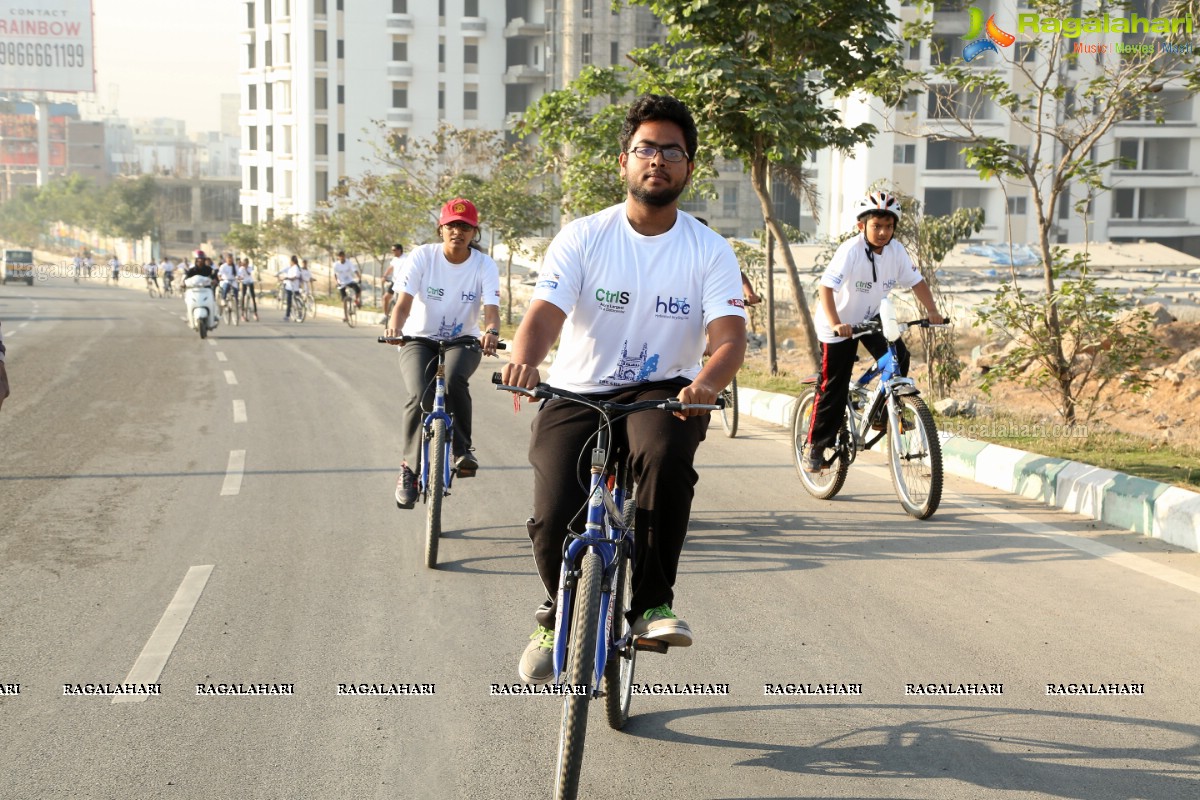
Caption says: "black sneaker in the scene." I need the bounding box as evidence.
[454,452,479,478]
[394,465,417,509]
[803,450,826,474]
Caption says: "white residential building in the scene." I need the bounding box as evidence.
[820,0,1200,257]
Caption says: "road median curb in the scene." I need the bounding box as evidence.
[738,386,1200,552]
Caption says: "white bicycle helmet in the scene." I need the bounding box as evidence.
[853,191,903,224]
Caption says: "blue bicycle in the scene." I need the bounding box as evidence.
[493,375,721,800]
[380,334,502,567]
[791,313,946,519]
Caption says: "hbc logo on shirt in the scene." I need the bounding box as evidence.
[461,291,477,302]
[655,296,691,316]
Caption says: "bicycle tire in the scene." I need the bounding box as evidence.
[719,377,739,438]
[604,499,637,730]
[294,295,307,323]
[424,418,446,568]
[555,551,601,800]
[887,394,943,519]
[306,294,316,318]
[345,295,357,327]
[792,389,849,500]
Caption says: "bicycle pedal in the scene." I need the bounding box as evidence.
[634,637,669,654]
[454,466,477,479]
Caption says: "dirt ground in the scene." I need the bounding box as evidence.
[741,317,1200,450]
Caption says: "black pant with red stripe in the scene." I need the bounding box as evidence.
[807,331,909,450]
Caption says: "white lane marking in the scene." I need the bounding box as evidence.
[950,495,1200,597]
[859,462,1200,595]
[220,450,246,496]
[232,399,247,423]
[223,370,238,385]
[112,565,215,705]
[178,316,188,322]
[208,340,216,347]
[18,321,29,328]
[216,352,228,362]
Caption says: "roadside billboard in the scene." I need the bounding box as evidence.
[0,0,94,92]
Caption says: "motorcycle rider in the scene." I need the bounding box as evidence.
[183,251,219,332]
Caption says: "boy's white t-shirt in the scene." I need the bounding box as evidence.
[815,233,924,343]
[533,203,746,394]
[333,259,357,286]
[400,243,501,339]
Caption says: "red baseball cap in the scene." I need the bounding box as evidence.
[438,198,479,227]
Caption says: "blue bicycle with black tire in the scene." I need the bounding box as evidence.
[493,374,722,800]
[379,334,503,568]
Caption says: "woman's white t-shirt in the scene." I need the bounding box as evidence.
[533,204,746,394]
[400,243,501,339]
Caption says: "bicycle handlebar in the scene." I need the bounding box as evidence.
[377,334,506,350]
[851,318,952,337]
[490,373,723,411]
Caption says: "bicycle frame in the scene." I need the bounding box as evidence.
[419,352,457,499]
[552,436,634,690]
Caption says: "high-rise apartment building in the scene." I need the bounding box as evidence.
[823,0,1200,256]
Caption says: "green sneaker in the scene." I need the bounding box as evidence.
[630,604,693,647]
[518,625,555,685]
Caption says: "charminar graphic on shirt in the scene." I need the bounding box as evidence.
[815,233,924,344]
[400,242,501,339]
[533,203,746,395]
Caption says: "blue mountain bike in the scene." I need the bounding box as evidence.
[493,374,721,800]
[380,335,502,567]
[791,316,945,519]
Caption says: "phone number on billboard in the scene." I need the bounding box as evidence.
[0,43,87,68]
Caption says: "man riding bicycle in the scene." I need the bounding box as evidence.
[385,197,501,508]
[333,251,361,320]
[804,190,944,474]
[500,94,746,685]
[216,254,238,307]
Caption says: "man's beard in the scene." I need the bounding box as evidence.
[628,176,686,208]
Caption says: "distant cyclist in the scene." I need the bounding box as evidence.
[216,254,237,307]
[382,243,404,326]
[333,251,362,320]
[803,190,944,473]
[237,258,258,320]
[145,259,160,292]
[385,197,501,508]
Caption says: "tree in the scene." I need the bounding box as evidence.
[909,0,1199,424]
[887,189,984,401]
[100,175,158,242]
[627,0,910,367]
[225,222,270,272]
[466,144,555,323]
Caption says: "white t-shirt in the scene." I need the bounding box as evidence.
[400,243,500,339]
[236,265,255,284]
[299,268,312,286]
[333,259,358,286]
[160,260,173,274]
[386,255,405,284]
[533,204,746,394]
[283,264,300,292]
[815,233,924,344]
[217,263,236,282]
[145,262,158,276]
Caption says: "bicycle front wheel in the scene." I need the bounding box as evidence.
[555,551,601,800]
[294,294,307,323]
[424,418,446,568]
[603,530,636,730]
[719,377,739,438]
[792,389,849,500]
[887,394,943,519]
[346,295,357,327]
[306,294,316,318]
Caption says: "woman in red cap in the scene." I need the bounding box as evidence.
[385,197,502,508]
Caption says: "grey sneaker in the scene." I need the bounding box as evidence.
[394,465,417,509]
[803,449,826,474]
[518,625,555,685]
[630,604,693,647]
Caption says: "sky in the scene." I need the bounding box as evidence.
[90,0,241,133]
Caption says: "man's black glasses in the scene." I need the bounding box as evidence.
[627,145,688,163]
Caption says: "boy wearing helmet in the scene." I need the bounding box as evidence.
[804,191,944,473]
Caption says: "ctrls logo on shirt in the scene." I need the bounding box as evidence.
[962,6,1015,62]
